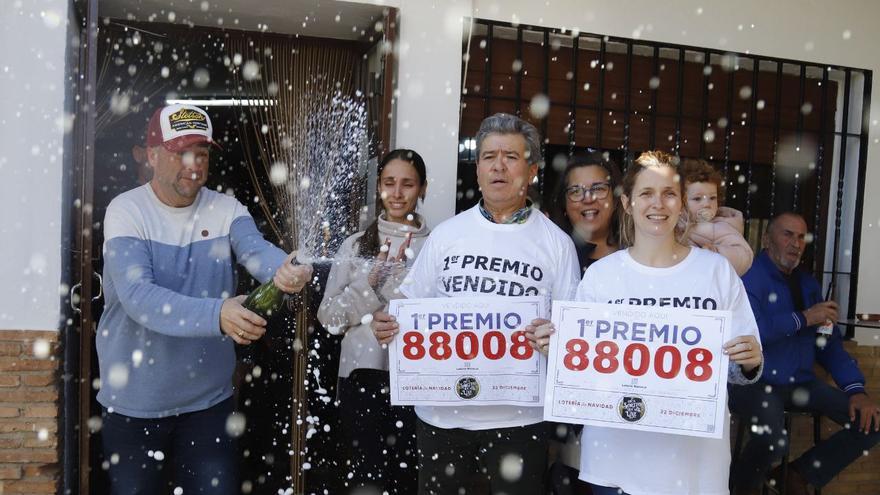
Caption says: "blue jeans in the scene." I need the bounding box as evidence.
[101,398,238,495]
[729,379,880,489]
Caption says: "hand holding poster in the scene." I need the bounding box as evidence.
[388,296,546,406]
[544,301,730,439]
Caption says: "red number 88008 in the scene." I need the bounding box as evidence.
[562,339,713,381]
[402,330,535,361]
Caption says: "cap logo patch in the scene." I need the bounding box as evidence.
[168,109,208,132]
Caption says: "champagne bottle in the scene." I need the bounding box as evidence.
[243,280,286,319]
[237,280,284,365]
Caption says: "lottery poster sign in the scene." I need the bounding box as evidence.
[388,296,546,406]
[544,301,731,439]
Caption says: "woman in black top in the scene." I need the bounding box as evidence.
[550,151,622,273]
[546,151,623,494]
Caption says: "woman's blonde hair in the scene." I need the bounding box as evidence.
[618,150,691,247]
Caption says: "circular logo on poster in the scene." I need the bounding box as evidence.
[618,396,646,423]
[455,376,480,400]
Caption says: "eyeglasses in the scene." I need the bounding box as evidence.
[565,182,611,202]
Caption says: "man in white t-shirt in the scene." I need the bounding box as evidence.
[371,113,580,494]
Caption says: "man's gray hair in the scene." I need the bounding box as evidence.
[475,113,543,165]
[763,211,807,241]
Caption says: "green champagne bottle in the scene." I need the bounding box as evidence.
[242,280,286,319]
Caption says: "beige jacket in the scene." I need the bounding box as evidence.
[317,213,430,378]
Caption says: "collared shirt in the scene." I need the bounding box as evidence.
[478,199,533,224]
[782,269,806,311]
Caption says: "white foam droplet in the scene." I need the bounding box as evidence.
[529,94,550,119]
[33,339,50,359]
[499,453,523,481]
[270,163,288,185]
[242,60,260,81]
[131,349,143,368]
[42,10,62,28]
[108,364,129,389]
[225,412,247,438]
[87,416,103,433]
[193,68,210,88]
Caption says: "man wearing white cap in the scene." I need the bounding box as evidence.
[96,104,312,494]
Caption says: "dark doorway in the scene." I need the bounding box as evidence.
[69,8,394,493]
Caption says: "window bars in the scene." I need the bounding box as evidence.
[458,19,872,334]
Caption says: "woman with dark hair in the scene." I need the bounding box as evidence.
[317,149,429,494]
[550,151,622,274]
[548,151,623,494]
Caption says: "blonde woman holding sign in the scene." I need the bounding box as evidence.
[532,151,763,495]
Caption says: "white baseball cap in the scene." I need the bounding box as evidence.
[145,104,222,151]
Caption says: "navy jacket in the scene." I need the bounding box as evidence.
[741,250,865,395]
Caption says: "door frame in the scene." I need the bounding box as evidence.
[64,0,99,493]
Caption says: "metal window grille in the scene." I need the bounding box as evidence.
[458,18,872,333]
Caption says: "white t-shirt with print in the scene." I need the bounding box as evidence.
[575,247,760,495]
[400,205,580,430]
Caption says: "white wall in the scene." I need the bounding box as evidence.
[2,0,879,330]
[0,0,70,331]
[387,0,880,314]
[391,0,473,229]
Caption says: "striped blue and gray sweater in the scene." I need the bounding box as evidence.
[97,184,286,418]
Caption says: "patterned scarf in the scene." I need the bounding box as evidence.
[478,199,533,224]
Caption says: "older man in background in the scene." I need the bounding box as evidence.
[731,212,880,495]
